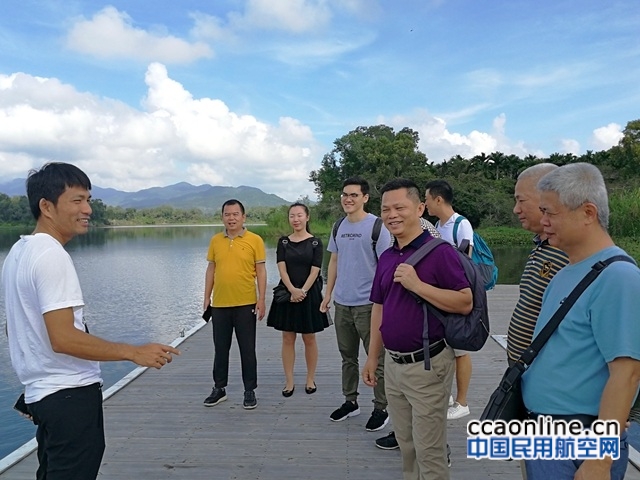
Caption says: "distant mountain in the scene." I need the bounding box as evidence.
[0,178,26,197]
[0,179,290,211]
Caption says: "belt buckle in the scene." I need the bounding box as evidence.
[397,355,408,364]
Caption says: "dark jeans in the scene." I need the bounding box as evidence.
[212,304,258,391]
[525,431,628,479]
[28,383,105,480]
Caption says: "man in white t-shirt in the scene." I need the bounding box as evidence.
[424,180,473,420]
[2,162,180,480]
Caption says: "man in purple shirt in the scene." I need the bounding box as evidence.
[362,178,472,480]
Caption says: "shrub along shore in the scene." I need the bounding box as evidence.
[260,206,640,263]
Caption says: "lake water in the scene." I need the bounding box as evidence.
[0,226,532,460]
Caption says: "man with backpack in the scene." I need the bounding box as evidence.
[320,177,393,432]
[425,179,476,420]
[362,178,472,480]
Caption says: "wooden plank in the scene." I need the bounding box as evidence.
[4,285,634,479]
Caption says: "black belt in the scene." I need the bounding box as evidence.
[528,412,598,429]
[388,340,446,364]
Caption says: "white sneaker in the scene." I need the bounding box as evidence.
[448,395,454,407]
[447,402,470,420]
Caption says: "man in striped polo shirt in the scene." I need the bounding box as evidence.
[507,163,569,365]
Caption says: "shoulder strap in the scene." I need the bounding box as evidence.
[452,216,465,245]
[371,217,383,260]
[519,255,635,366]
[332,216,345,245]
[401,239,449,310]
[404,238,449,267]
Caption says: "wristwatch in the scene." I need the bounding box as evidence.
[301,288,307,295]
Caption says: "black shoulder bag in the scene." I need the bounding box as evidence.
[480,255,635,421]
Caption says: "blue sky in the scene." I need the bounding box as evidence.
[0,0,638,200]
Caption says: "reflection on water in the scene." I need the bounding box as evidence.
[0,225,532,459]
[491,244,533,285]
[0,225,283,459]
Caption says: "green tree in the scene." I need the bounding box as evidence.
[611,119,640,177]
[310,125,432,216]
[436,154,474,177]
[0,193,11,223]
[89,198,110,226]
[8,196,32,224]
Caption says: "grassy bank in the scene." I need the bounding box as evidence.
[259,205,640,263]
[479,226,640,262]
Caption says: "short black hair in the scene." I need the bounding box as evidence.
[26,162,92,219]
[342,177,370,196]
[425,179,453,204]
[380,178,422,203]
[221,199,245,215]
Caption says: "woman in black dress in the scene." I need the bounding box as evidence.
[267,203,329,396]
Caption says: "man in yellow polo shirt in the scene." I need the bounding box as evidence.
[203,199,267,409]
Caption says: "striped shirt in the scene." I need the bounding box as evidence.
[507,236,569,362]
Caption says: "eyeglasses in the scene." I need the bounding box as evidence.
[340,192,362,199]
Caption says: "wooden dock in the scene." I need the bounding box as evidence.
[1,285,638,479]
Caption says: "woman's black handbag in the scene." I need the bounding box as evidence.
[272,283,291,303]
[481,255,634,422]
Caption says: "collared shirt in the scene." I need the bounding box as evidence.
[370,231,469,352]
[507,235,569,362]
[206,229,266,307]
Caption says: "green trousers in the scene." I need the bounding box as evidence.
[333,302,387,410]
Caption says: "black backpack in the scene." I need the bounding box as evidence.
[332,216,383,262]
[405,238,490,351]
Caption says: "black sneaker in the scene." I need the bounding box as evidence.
[375,431,399,450]
[203,387,227,407]
[447,443,451,467]
[243,390,257,410]
[330,401,360,421]
[365,408,389,431]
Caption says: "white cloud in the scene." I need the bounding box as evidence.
[513,67,577,88]
[268,35,376,66]
[191,1,375,66]
[465,69,503,92]
[438,103,493,124]
[190,13,236,44]
[380,111,539,162]
[66,7,213,64]
[0,65,321,201]
[192,0,332,42]
[590,122,623,150]
[560,138,581,155]
[232,0,333,33]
